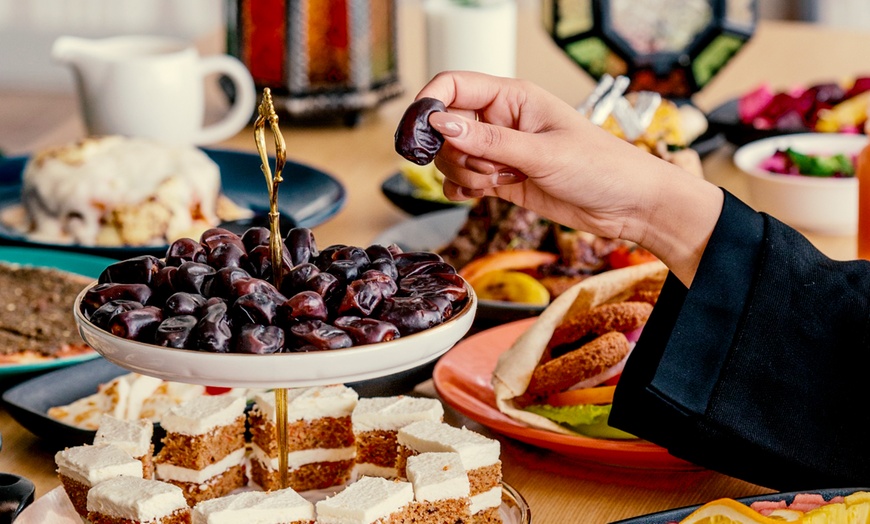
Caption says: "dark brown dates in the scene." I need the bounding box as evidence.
[394,97,447,165]
[81,225,468,353]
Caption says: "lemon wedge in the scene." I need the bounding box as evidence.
[678,498,786,524]
[470,270,550,305]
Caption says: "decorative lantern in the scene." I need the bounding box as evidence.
[543,0,757,99]
[225,0,403,125]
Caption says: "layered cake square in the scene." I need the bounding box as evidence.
[315,476,414,524]
[154,395,248,505]
[56,443,143,519]
[351,396,444,478]
[397,421,502,523]
[94,414,155,478]
[248,385,358,492]
[191,487,315,524]
[406,452,472,523]
[86,476,190,524]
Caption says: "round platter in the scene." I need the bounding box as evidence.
[74,283,477,389]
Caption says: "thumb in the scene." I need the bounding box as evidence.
[429,111,540,173]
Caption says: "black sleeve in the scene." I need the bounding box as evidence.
[609,190,870,490]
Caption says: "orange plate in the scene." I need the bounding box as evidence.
[433,318,701,470]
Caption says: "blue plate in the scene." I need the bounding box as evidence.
[0,246,113,378]
[0,149,346,259]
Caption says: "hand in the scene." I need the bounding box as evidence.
[413,71,723,285]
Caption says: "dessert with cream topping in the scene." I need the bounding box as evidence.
[87,476,190,524]
[315,475,414,524]
[56,443,144,519]
[397,420,503,524]
[8,135,250,247]
[406,452,472,523]
[351,396,444,479]
[94,414,155,478]
[248,385,358,492]
[154,394,248,505]
[191,487,315,524]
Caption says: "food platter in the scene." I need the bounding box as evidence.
[74,282,477,389]
[0,246,111,378]
[610,487,870,523]
[433,317,699,470]
[0,148,346,259]
[14,481,530,524]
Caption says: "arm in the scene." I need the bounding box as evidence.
[415,71,722,286]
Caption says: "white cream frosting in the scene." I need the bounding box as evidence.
[316,476,413,524]
[353,463,398,480]
[397,421,501,471]
[406,452,470,502]
[55,443,143,486]
[470,485,502,514]
[351,396,444,432]
[253,385,358,423]
[20,136,224,246]
[192,487,315,524]
[86,476,187,520]
[156,447,246,484]
[93,414,153,458]
[250,443,355,471]
[160,395,246,435]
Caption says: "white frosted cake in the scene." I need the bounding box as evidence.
[191,487,315,524]
[94,414,155,478]
[315,476,414,524]
[248,385,358,492]
[55,443,143,518]
[154,395,248,506]
[405,452,472,523]
[397,420,503,523]
[86,476,190,524]
[352,396,444,478]
[14,136,249,246]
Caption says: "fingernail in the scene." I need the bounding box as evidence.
[466,157,495,174]
[494,171,527,185]
[457,186,485,199]
[430,113,466,138]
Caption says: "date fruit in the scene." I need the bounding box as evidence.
[394,97,447,165]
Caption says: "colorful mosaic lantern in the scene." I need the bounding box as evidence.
[543,0,756,99]
[225,0,403,125]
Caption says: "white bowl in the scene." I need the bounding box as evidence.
[74,283,477,389]
[733,133,868,235]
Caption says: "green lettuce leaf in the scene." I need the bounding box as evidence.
[524,403,637,440]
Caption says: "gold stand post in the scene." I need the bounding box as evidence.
[254,88,289,489]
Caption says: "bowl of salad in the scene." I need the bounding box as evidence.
[733,133,868,235]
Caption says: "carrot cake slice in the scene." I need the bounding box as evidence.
[405,452,472,523]
[352,396,444,478]
[397,421,502,524]
[248,385,358,492]
[154,395,248,506]
[87,475,190,524]
[191,487,315,524]
[315,476,414,524]
[94,414,155,478]
[55,443,144,519]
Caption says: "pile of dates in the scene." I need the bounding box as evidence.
[80,227,469,354]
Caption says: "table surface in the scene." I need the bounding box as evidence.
[2,4,869,522]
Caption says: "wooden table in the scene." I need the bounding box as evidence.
[2,4,870,522]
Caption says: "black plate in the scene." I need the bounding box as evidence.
[0,149,347,259]
[611,487,870,523]
[2,356,438,448]
[381,130,724,217]
[706,98,812,146]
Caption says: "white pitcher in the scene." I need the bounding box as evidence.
[52,35,257,146]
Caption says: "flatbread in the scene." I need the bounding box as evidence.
[491,261,668,435]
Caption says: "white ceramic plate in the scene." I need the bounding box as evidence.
[73,283,477,388]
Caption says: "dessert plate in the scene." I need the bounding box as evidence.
[15,482,530,524]
[0,148,346,259]
[433,317,699,470]
[0,246,110,378]
[74,283,477,389]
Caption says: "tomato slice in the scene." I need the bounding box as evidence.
[608,244,659,269]
[544,385,616,407]
[205,386,232,395]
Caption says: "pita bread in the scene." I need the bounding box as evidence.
[491,261,668,435]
